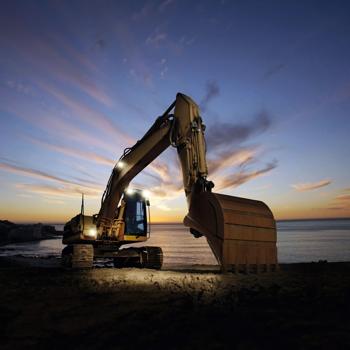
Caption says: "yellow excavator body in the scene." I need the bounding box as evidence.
[62,92,278,272]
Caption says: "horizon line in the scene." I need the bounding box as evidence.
[3,216,350,226]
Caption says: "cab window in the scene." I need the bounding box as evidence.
[125,198,147,235]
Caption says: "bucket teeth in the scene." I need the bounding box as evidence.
[184,192,278,272]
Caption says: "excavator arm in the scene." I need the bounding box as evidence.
[97,101,174,232]
[97,93,277,272]
[97,93,211,232]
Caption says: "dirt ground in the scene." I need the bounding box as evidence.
[0,257,349,350]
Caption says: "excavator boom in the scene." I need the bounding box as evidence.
[96,93,278,272]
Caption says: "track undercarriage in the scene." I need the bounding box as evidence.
[61,244,163,269]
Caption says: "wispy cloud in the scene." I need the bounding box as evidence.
[6,80,35,96]
[197,80,278,192]
[206,110,272,150]
[336,194,350,201]
[292,179,332,192]
[2,78,133,156]
[214,160,278,190]
[262,63,286,81]
[91,38,106,51]
[2,15,112,108]
[146,31,168,47]
[0,160,102,199]
[207,147,257,175]
[131,3,154,21]
[37,81,133,145]
[16,183,101,198]
[159,0,175,12]
[326,188,350,211]
[148,183,182,199]
[30,138,116,167]
[0,161,82,187]
[178,35,196,47]
[43,198,65,205]
[200,80,220,112]
[148,160,173,183]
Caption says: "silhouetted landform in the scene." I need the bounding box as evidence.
[0,220,61,245]
[277,217,350,222]
[0,257,349,349]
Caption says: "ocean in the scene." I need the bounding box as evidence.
[1,219,349,266]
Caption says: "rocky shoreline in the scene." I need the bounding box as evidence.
[0,220,62,246]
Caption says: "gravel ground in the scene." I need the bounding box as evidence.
[0,257,349,349]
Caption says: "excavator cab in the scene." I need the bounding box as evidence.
[122,189,149,240]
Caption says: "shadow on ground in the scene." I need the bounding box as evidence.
[0,257,349,349]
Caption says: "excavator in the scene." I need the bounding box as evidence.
[62,93,277,272]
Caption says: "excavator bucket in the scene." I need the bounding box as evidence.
[184,192,278,272]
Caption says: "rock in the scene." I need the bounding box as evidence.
[0,220,59,244]
[8,224,42,241]
[0,220,16,244]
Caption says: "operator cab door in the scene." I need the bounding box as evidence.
[123,190,148,239]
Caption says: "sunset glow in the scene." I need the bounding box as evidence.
[1,1,350,223]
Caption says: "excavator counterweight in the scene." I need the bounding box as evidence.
[62,92,278,272]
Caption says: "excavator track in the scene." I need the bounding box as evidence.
[113,246,163,270]
[141,246,163,270]
[61,244,94,268]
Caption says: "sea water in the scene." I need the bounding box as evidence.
[1,220,349,266]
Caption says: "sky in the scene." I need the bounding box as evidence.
[0,0,350,223]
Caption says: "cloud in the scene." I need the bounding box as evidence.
[92,39,106,51]
[148,161,173,183]
[159,0,175,12]
[131,3,154,21]
[336,194,350,201]
[155,203,172,211]
[2,18,112,108]
[262,63,286,80]
[27,134,178,200]
[199,82,275,195]
[30,138,116,167]
[178,35,196,47]
[43,198,65,205]
[1,89,118,154]
[158,58,169,78]
[6,80,35,96]
[214,160,278,190]
[132,155,184,205]
[0,160,102,198]
[1,155,178,204]
[37,82,133,145]
[160,66,168,78]
[200,80,220,112]
[113,21,155,87]
[0,161,83,187]
[205,110,272,150]
[129,67,152,86]
[146,31,167,47]
[326,188,350,211]
[3,78,130,152]
[148,181,182,198]
[16,193,33,198]
[291,179,332,192]
[207,147,258,175]
[16,183,101,198]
